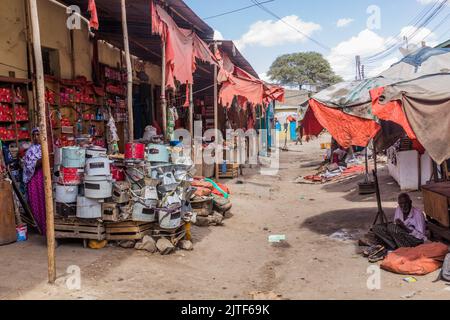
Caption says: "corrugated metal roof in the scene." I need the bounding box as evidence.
[217,40,259,79]
[436,39,450,48]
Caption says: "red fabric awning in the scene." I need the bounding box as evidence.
[151,1,217,89]
[370,87,417,140]
[307,99,381,148]
[302,106,324,137]
[88,0,99,30]
[218,51,284,108]
[219,75,264,107]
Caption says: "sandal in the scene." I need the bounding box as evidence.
[368,249,387,263]
[363,245,384,257]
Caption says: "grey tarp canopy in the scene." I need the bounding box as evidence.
[307,47,450,150]
[379,73,450,164]
[311,47,450,120]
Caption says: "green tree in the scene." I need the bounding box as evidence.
[267,52,342,90]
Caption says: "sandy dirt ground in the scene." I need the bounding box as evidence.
[1,134,450,300]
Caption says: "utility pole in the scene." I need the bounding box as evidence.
[355,55,361,81]
[121,0,134,142]
[29,0,57,284]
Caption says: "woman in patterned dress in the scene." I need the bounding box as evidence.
[23,128,46,235]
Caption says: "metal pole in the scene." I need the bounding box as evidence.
[161,41,167,141]
[213,43,219,180]
[29,0,56,284]
[121,0,134,142]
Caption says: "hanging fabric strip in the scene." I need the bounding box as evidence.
[88,0,99,30]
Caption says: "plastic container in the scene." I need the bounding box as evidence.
[16,224,27,242]
[76,196,102,219]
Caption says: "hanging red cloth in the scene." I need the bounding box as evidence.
[309,99,381,148]
[370,87,417,140]
[151,1,217,89]
[88,0,99,30]
[302,106,324,137]
[183,82,190,107]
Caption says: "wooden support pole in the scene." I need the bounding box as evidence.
[213,43,219,181]
[121,0,134,142]
[161,41,167,141]
[189,83,194,137]
[29,0,56,284]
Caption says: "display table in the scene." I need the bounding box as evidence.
[422,182,450,227]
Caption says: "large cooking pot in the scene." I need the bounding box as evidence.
[54,184,78,203]
[77,196,102,219]
[125,143,145,161]
[146,144,169,163]
[85,157,111,176]
[86,147,107,159]
[84,175,113,199]
[62,147,86,168]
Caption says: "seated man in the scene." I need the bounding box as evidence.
[369,193,427,260]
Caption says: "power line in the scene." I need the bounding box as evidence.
[362,0,448,64]
[362,2,439,62]
[250,0,332,52]
[203,0,275,20]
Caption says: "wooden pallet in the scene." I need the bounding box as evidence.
[149,222,186,243]
[105,221,153,241]
[219,163,239,178]
[55,217,106,241]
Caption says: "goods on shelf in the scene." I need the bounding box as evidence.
[0,105,13,122]
[15,106,29,121]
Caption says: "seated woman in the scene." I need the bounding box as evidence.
[367,193,427,262]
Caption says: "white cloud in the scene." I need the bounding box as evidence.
[258,72,271,83]
[336,18,354,28]
[327,26,438,80]
[214,29,224,41]
[235,15,321,51]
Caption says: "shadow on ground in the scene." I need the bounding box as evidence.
[301,207,396,236]
[320,167,422,205]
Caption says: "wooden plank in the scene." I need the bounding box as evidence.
[423,189,450,227]
[55,232,106,241]
[55,225,105,233]
[427,222,450,242]
[106,229,151,241]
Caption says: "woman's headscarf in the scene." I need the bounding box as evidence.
[23,128,42,184]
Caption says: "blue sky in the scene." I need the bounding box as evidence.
[185,0,450,80]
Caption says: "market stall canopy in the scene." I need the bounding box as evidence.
[372,73,450,164]
[304,47,450,148]
[60,0,214,64]
[151,1,217,88]
[217,47,284,108]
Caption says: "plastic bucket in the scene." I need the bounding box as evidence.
[16,224,27,242]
